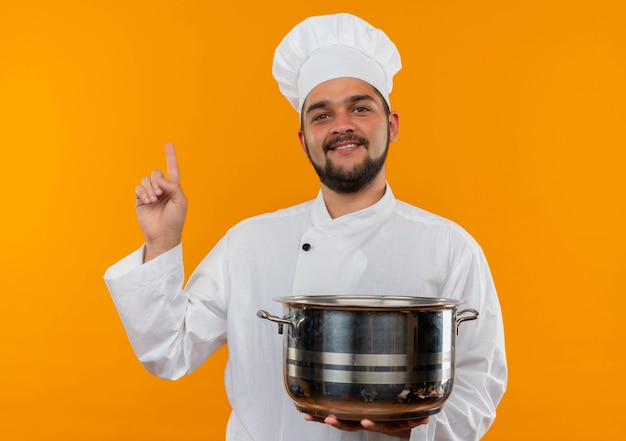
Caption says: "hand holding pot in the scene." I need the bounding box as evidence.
[303,413,430,438]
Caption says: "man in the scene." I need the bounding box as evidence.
[104,13,507,440]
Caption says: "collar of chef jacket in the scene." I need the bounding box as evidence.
[292,183,396,295]
[309,183,396,234]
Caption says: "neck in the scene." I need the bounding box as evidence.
[321,172,387,219]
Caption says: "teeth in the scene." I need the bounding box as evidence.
[335,143,357,150]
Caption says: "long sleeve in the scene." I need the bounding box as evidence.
[103,242,228,380]
[411,241,507,441]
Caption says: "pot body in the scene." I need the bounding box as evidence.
[258,295,478,421]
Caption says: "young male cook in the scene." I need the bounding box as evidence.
[104,13,507,441]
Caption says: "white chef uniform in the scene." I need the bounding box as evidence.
[104,186,507,441]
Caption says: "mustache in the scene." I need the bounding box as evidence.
[323,135,368,153]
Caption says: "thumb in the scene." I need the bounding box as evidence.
[157,176,185,199]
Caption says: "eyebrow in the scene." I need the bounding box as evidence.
[304,94,377,116]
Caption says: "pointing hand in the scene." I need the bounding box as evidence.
[135,142,188,261]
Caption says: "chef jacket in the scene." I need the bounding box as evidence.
[104,185,507,441]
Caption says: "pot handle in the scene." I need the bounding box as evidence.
[257,310,292,334]
[456,308,480,334]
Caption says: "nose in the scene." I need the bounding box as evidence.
[330,111,355,134]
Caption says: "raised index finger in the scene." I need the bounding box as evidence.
[164,142,181,184]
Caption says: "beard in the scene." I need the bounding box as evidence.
[304,133,390,194]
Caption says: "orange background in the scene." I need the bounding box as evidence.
[1,1,624,439]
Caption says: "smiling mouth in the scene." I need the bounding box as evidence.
[330,143,359,151]
[325,136,367,152]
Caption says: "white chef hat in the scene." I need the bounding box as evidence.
[272,13,402,113]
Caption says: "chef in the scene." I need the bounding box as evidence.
[104,13,507,441]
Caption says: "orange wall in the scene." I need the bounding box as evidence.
[1,1,624,440]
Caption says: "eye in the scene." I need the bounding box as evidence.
[353,106,370,113]
[312,113,330,122]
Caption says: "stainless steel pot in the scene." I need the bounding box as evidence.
[258,295,478,421]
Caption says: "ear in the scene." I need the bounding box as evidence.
[297,130,308,155]
[388,111,400,142]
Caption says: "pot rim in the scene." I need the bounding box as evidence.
[273,295,463,310]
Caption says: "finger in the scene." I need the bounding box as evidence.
[323,415,361,432]
[135,185,150,206]
[303,414,324,423]
[360,416,429,432]
[303,413,358,430]
[141,175,160,202]
[150,170,165,196]
[165,142,181,184]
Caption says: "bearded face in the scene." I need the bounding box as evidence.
[302,131,390,194]
[298,78,399,195]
